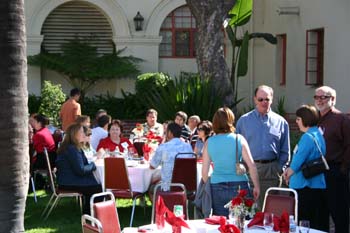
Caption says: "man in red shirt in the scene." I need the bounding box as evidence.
[60,88,81,131]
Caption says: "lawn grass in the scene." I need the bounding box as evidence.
[25,190,153,232]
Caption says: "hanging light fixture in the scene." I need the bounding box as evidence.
[133,11,144,31]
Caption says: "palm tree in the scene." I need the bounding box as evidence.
[0,0,29,232]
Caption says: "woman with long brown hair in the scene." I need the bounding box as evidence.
[202,107,260,216]
[56,123,102,214]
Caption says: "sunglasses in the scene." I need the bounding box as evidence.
[197,127,204,131]
[313,95,331,100]
[257,98,270,102]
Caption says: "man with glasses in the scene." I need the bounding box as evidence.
[314,86,350,233]
[236,85,290,209]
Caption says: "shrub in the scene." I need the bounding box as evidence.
[144,72,222,122]
[38,81,66,126]
[82,93,144,120]
[28,94,41,115]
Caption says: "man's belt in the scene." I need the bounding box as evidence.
[254,159,277,164]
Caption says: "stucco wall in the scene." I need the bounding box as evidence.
[252,0,350,112]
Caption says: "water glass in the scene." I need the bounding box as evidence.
[263,212,274,231]
[299,220,310,233]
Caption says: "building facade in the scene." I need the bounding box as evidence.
[26,0,350,113]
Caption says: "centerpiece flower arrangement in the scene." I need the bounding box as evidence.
[224,189,256,218]
[224,189,257,231]
[142,131,162,160]
[131,123,144,139]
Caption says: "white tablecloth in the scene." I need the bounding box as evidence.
[94,160,212,193]
[132,219,327,233]
[93,159,160,193]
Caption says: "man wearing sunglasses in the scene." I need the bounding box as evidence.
[314,86,350,233]
[236,85,290,209]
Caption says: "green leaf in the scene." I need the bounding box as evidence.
[228,0,253,26]
[237,31,249,77]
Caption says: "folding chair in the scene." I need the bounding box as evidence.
[90,191,121,233]
[41,148,83,220]
[104,157,145,227]
[30,150,48,203]
[262,187,298,222]
[81,214,103,233]
[151,183,188,224]
[171,152,197,200]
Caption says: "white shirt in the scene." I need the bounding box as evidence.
[91,127,108,150]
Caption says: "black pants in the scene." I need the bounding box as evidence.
[59,184,103,214]
[296,187,329,232]
[326,165,350,233]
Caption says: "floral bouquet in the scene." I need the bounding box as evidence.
[224,189,257,219]
[131,123,144,139]
[142,131,162,161]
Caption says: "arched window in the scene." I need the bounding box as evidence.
[159,6,196,58]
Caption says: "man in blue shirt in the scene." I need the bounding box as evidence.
[150,122,193,191]
[236,85,290,208]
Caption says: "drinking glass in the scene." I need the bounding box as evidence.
[263,212,274,231]
[299,220,310,233]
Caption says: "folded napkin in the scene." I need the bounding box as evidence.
[155,196,167,229]
[273,211,289,233]
[155,196,190,232]
[247,212,264,228]
[142,144,151,161]
[205,215,226,225]
[218,217,240,233]
[165,209,190,233]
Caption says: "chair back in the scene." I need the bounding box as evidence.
[171,153,197,195]
[262,187,298,222]
[104,157,131,193]
[151,183,188,223]
[133,141,145,158]
[81,214,103,233]
[43,147,57,195]
[91,192,121,233]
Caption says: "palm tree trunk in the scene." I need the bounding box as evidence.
[0,1,29,232]
[186,0,236,107]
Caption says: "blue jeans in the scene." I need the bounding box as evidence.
[210,181,250,217]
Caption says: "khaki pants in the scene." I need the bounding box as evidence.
[248,161,281,210]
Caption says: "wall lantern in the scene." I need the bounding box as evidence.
[133,11,144,31]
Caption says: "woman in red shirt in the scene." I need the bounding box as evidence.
[32,114,56,169]
[97,119,134,153]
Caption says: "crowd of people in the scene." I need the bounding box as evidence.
[28,85,350,232]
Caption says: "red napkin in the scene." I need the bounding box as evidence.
[155,196,167,229]
[205,215,226,225]
[155,196,190,232]
[142,144,152,161]
[165,209,190,232]
[218,217,240,233]
[273,211,289,233]
[247,212,264,228]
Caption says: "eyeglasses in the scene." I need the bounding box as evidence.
[257,98,270,102]
[313,95,331,100]
[197,127,204,131]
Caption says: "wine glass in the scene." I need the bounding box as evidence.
[263,212,274,232]
[299,220,310,233]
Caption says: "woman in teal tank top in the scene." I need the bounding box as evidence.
[202,107,260,216]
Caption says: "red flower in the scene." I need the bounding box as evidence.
[238,189,248,197]
[244,199,254,208]
[231,197,243,206]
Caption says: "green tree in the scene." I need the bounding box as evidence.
[27,38,142,99]
[38,81,66,126]
[186,0,236,106]
[226,0,276,109]
[0,0,29,231]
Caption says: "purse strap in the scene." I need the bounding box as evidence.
[305,133,324,157]
[235,133,240,164]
